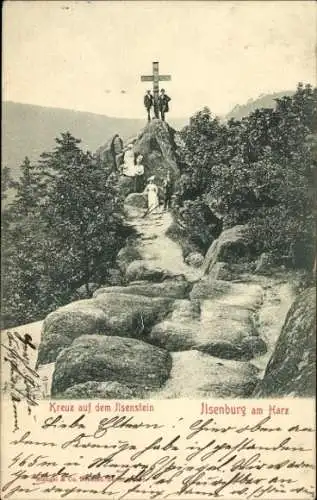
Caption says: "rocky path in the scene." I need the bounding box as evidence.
[2,209,296,400]
[127,208,296,398]
[131,208,202,282]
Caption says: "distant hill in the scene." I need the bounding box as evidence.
[225,91,294,121]
[2,93,296,181]
[2,101,188,180]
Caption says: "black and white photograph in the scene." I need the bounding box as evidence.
[2,0,316,404]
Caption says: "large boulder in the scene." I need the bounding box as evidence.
[51,335,172,396]
[94,292,173,337]
[149,300,266,361]
[37,290,173,365]
[157,350,260,398]
[133,120,179,182]
[63,381,144,399]
[93,279,191,300]
[202,225,249,274]
[125,259,167,282]
[254,287,316,397]
[37,300,107,365]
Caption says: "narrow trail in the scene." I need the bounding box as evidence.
[131,208,202,282]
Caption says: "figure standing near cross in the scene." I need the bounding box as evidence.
[141,62,171,121]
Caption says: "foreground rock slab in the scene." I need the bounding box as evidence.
[149,279,266,361]
[51,335,172,396]
[149,311,266,361]
[151,350,260,399]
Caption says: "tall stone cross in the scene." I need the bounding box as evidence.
[141,61,171,117]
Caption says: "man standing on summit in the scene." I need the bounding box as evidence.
[159,89,171,121]
[144,90,153,122]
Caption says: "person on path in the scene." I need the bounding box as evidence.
[163,171,173,210]
[144,90,153,122]
[143,176,159,215]
[135,154,145,192]
[159,89,171,122]
[110,134,124,170]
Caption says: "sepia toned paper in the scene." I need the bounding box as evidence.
[1,1,316,499]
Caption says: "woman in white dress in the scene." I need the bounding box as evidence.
[144,176,159,214]
[122,144,137,177]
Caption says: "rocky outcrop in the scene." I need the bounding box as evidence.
[133,120,179,182]
[202,225,249,275]
[94,279,191,300]
[254,287,316,397]
[156,350,260,398]
[51,335,172,396]
[63,381,144,399]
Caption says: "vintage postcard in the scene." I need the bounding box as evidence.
[1,1,316,499]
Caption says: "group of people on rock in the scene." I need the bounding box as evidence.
[109,136,174,215]
[144,88,171,122]
[121,144,145,192]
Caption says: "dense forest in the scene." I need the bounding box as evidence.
[2,83,316,329]
[173,83,317,268]
[1,133,134,328]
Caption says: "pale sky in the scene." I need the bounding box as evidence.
[3,0,316,118]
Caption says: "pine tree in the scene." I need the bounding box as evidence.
[2,132,133,328]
